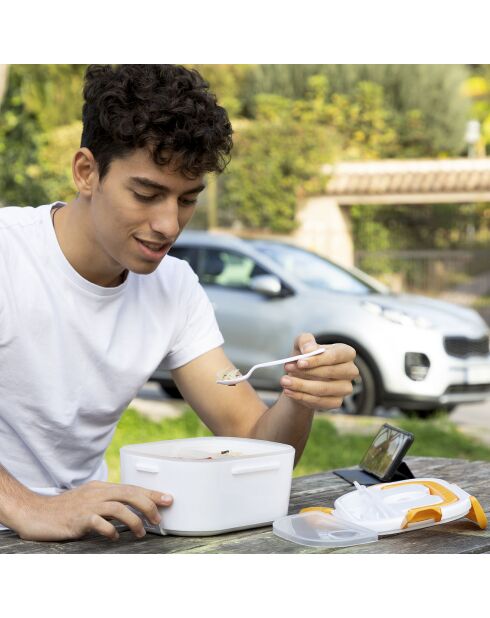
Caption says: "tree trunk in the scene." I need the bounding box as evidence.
[0,64,9,108]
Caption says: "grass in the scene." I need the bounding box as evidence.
[105,407,490,483]
[472,295,490,308]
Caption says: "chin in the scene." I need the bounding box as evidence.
[128,257,166,275]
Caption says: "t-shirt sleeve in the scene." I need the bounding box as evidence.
[161,262,224,370]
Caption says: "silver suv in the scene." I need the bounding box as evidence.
[151,230,490,417]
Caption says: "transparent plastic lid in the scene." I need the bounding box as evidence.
[272,511,378,548]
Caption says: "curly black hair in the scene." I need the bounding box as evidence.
[81,64,233,180]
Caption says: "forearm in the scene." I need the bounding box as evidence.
[0,465,36,530]
[248,393,314,467]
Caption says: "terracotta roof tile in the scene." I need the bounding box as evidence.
[323,158,490,195]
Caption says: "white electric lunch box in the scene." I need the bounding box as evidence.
[120,436,295,536]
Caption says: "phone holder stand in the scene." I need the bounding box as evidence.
[333,460,415,486]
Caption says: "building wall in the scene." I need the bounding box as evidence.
[294,196,354,267]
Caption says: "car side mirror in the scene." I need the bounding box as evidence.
[249,274,282,296]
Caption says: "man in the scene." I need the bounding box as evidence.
[0,64,358,542]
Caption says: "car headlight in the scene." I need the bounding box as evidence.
[361,301,433,329]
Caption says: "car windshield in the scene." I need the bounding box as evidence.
[250,241,388,294]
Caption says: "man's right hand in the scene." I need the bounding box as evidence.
[13,481,173,542]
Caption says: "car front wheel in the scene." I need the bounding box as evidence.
[157,381,182,399]
[340,354,377,416]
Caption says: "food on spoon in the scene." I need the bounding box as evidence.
[217,367,242,384]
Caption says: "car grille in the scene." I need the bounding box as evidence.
[445,384,490,394]
[443,335,489,358]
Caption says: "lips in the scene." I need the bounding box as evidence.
[134,236,170,261]
[136,238,166,251]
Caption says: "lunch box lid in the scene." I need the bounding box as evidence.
[120,436,295,462]
[272,509,378,548]
[332,477,487,535]
[272,478,487,548]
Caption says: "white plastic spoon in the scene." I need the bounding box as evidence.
[353,481,393,518]
[216,347,326,386]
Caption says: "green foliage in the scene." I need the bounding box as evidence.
[0,64,85,206]
[462,65,490,154]
[220,76,397,232]
[0,64,475,243]
[37,121,83,202]
[10,64,85,130]
[351,201,490,258]
[349,200,490,287]
[349,204,393,275]
[297,414,490,477]
[188,64,254,118]
[322,81,398,159]
[220,92,337,232]
[0,67,46,205]
[105,407,490,483]
[367,64,469,157]
[245,64,470,157]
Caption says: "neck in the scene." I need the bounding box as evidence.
[52,199,127,288]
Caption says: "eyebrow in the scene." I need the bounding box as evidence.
[130,176,206,195]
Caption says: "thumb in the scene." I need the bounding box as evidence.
[298,334,318,354]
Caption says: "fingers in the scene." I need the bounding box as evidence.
[282,375,354,399]
[145,488,174,507]
[83,483,174,540]
[296,343,356,368]
[90,482,173,506]
[87,514,120,541]
[98,501,148,538]
[98,484,172,526]
[284,360,360,381]
[282,388,345,410]
[281,342,358,410]
[295,333,319,354]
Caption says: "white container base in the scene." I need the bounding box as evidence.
[120,436,295,536]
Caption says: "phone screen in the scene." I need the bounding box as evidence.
[359,424,414,481]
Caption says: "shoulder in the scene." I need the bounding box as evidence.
[140,254,201,301]
[155,254,198,285]
[0,204,47,230]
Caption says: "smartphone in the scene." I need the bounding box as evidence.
[358,423,414,482]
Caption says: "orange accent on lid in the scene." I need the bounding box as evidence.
[401,506,443,529]
[466,496,487,529]
[382,480,459,529]
[381,480,459,505]
[299,507,334,515]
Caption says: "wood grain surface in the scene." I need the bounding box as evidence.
[1,456,489,554]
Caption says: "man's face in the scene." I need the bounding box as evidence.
[88,148,205,275]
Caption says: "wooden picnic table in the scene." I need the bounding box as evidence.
[1,455,489,553]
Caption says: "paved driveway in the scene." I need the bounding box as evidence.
[450,399,490,445]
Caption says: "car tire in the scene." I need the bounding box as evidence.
[157,382,182,399]
[340,354,377,416]
[402,405,455,419]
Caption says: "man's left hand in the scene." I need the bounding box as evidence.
[280,333,359,410]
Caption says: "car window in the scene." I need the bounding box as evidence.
[168,246,199,273]
[250,241,387,294]
[200,248,268,289]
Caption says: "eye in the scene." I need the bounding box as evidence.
[134,192,158,203]
[180,198,198,207]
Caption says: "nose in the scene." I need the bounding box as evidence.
[150,198,180,240]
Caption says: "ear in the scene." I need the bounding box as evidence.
[72,148,99,197]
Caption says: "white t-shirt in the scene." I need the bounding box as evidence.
[0,202,223,518]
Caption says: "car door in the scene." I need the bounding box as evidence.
[197,246,297,388]
[167,245,199,271]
